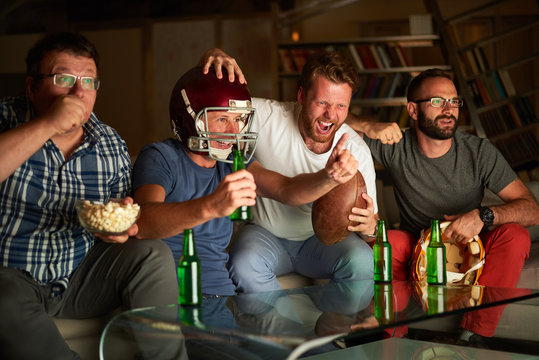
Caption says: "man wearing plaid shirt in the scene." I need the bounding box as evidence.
[0,32,178,359]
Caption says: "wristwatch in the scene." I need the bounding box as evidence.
[478,206,494,227]
[361,223,378,241]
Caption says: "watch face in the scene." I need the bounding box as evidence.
[480,206,494,226]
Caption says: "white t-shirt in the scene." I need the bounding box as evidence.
[251,97,378,241]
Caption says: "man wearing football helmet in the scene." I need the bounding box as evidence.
[132,66,359,296]
[198,49,379,294]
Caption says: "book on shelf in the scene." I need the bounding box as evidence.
[347,43,365,70]
[497,69,517,97]
[474,78,492,105]
[507,102,523,127]
[377,74,393,98]
[465,50,480,76]
[499,104,519,130]
[394,72,412,97]
[524,130,539,153]
[375,44,392,68]
[478,111,498,137]
[385,44,401,67]
[493,127,539,166]
[469,80,483,107]
[386,72,403,98]
[394,44,410,67]
[369,44,384,69]
[483,75,503,102]
[361,75,378,99]
[510,96,536,126]
[519,96,538,125]
[356,74,369,99]
[473,47,489,73]
[491,71,507,100]
[365,75,385,98]
[356,45,378,69]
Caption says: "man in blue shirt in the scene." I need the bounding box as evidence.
[0,32,178,359]
[133,65,360,297]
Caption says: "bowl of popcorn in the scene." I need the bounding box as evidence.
[76,199,140,235]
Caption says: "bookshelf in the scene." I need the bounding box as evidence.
[276,35,450,128]
[426,0,539,180]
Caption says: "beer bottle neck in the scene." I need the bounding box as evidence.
[375,220,388,243]
[183,229,197,256]
[233,149,245,171]
[430,221,442,245]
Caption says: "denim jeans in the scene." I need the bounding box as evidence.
[229,224,374,294]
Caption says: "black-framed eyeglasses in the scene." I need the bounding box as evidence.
[36,73,100,91]
[413,97,463,108]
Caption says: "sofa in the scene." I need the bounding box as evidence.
[54,181,539,359]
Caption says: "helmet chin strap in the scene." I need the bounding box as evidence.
[181,89,196,119]
[209,146,232,160]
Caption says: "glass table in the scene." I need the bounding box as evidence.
[99,280,539,360]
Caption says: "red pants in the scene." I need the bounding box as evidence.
[388,223,530,337]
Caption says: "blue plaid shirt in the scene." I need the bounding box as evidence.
[0,95,132,290]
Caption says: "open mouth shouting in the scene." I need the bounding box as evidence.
[317,119,334,135]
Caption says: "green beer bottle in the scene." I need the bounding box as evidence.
[374,282,395,324]
[427,285,447,315]
[230,149,252,222]
[373,220,392,282]
[178,229,202,305]
[426,219,447,285]
[178,305,207,329]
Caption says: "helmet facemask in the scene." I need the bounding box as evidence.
[172,89,258,163]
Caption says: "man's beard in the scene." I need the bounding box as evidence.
[301,115,339,144]
[417,109,458,140]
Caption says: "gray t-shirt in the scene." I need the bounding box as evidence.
[365,128,516,236]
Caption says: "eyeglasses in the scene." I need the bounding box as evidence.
[413,97,463,108]
[37,73,100,91]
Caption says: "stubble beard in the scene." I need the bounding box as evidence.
[301,114,339,144]
[417,109,458,140]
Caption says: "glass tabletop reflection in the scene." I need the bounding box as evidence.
[99,280,539,360]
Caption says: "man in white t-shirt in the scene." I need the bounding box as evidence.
[200,49,379,293]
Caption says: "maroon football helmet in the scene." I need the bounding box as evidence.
[169,66,257,162]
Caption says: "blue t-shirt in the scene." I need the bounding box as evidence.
[133,138,240,296]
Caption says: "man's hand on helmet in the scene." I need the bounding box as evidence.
[199,48,247,84]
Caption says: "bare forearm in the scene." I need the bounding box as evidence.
[346,113,402,144]
[345,112,365,133]
[492,198,539,227]
[135,197,217,239]
[263,169,337,206]
[0,118,55,182]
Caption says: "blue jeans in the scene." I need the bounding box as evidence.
[229,224,373,293]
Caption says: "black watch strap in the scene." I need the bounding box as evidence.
[479,206,494,227]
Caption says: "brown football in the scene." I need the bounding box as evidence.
[312,171,368,245]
